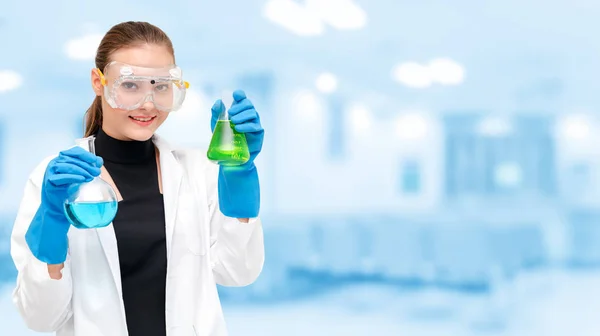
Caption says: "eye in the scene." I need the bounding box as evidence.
[121,82,138,90]
[155,84,170,92]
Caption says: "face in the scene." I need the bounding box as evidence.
[91,43,175,141]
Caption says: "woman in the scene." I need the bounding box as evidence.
[10,21,265,336]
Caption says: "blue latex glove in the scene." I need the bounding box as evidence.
[25,146,103,264]
[211,90,264,218]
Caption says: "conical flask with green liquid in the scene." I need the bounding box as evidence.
[207,107,250,166]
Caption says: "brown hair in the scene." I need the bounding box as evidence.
[84,21,175,137]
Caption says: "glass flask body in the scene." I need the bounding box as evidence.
[63,136,119,229]
[206,108,250,166]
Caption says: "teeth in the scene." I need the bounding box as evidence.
[131,117,153,122]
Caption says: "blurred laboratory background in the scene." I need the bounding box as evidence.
[1,0,600,335]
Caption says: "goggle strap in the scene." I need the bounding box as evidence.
[96,68,107,86]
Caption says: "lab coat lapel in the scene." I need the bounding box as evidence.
[96,223,122,297]
[153,134,183,259]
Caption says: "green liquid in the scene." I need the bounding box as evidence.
[207,120,250,166]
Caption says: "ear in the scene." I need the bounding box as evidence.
[91,68,104,96]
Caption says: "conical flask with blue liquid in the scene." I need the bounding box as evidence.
[63,136,119,229]
[206,106,250,166]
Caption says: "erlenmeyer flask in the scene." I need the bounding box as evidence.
[206,107,250,166]
[63,136,119,229]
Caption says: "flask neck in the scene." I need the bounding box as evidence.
[218,109,229,121]
[75,136,96,155]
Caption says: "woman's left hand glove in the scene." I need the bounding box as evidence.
[210,90,264,218]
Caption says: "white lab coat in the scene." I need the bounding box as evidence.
[10,134,265,336]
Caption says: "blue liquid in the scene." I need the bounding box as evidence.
[64,201,118,229]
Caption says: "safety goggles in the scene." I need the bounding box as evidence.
[97,61,190,112]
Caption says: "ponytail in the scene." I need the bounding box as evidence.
[84,96,102,137]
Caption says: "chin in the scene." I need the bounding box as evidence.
[125,129,156,142]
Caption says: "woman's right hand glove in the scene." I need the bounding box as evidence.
[25,146,103,264]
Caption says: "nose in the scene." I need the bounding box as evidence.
[140,101,156,110]
[140,94,156,111]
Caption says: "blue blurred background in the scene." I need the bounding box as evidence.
[2,0,600,335]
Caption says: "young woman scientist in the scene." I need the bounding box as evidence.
[10,21,265,336]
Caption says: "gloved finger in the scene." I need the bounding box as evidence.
[60,146,98,164]
[51,162,98,180]
[234,122,264,134]
[55,155,101,173]
[228,98,255,117]
[232,89,247,103]
[211,99,225,119]
[47,173,90,187]
[230,109,259,125]
[54,156,102,177]
[59,147,103,167]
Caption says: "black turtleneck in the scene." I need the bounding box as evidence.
[94,128,167,336]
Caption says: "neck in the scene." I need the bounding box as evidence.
[94,128,155,164]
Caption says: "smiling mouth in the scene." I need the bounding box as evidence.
[129,116,156,122]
